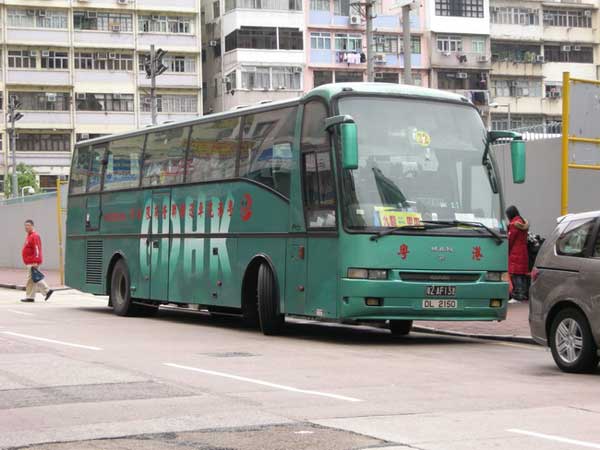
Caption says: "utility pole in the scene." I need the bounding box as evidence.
[144,45,168,126]
[364,0,375,82]
[7,96,23,198]
[402,4,412,85]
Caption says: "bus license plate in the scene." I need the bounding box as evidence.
[423,299,458,309]
[425,286,456,297]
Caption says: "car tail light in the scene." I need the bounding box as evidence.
[531,267,540,282]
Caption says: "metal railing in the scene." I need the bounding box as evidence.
[492,122,562,143]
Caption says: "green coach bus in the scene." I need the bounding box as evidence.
[65,83,526,336]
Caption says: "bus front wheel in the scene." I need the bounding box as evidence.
[389,320,413,336]
[110,260,158,317]
[257,263,284,335]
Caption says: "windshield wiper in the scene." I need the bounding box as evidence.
[420,220,504,246]
[369,222,455,241]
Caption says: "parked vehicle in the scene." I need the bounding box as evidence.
[529,211,600,373]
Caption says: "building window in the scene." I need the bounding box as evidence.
[39,175,59,192]
[240,66,301,90]
[400,36,421,54]
[491,43,541,62]
[311,32,331,49]
[76,93,135,112]
[213,1,220,18]
[491,7,539,25]
[437,70,485,90]
[272,67,302,89]
[544,45,593,63]
[138,54,196,73]
[374,35,398,53]
[471,38,485,53]
[545,83,562,99]
[226,0,302,11]
[335,71,363,82]
[8,50,36,69]
[436,35,463,52]
[16,133,71,152]
[241,66,271,89]
[225,27,277,51]
[491,114,544,131]
[9,92,69,111]
[76,133,108,142]
[543,9,592,28]
[334,0,351,16]
[491,78,542,98]
[435,0,484,18]
[73,11,133,32]
[335,33,362,51]
[138,15,192,34]
[375,72,399,83]
[310,0,329,11]
[314,70,333,87]
[140,94,198,113]
[8,8,68,29]
[75,51,133,71]
[401,71,423,86]
[279,28,303,50]
[41,50,69,69]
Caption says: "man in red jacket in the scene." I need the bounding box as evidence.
[21,219,54,303]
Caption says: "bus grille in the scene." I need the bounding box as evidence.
[398,272,481,282]
[85,240,103,285]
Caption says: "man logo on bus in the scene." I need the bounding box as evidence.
[472,246,483,261]
[398,244,409,260]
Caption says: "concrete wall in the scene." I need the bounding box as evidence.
[495,137,600,238]
[0,186,67,271]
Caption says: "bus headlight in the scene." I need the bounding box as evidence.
[485,272,506,282]
[347,268,388,280]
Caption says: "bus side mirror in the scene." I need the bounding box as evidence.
[510,140,526,184]
[341,123,358,170]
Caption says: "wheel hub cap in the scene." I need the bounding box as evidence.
[555,318,583,364]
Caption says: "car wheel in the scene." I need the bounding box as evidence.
[389,320,413,336]
[111,259,134,317]
[257,263,284,335]
[550,308,599,373]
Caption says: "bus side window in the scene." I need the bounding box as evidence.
[142,127,190,186]
[87,144,106,193]
[70,146,91,195]
[103,136,144,191]
[239,106,296,197]
[301,100,336,228]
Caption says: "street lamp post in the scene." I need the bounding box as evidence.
[490,102,511,130]
[7,96,24,198]
[144,45,168,126]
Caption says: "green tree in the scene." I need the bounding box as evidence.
[4,163,39,198]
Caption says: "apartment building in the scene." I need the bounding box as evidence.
[489,0,599,130]
[0,0,203,194]
[201,0,305,113]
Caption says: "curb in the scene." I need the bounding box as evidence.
[413,326,538,345]
[0,283,69,292]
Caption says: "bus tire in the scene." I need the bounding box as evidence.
[257,263,283,335]
[389,320,413,336]
[110,259,136,317]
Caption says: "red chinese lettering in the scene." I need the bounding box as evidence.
[189,202,195,218]
[179,203,186,218]
[154,206,159,218]
[162,205,167,219]
[137,209,142,221]
[207,201,214,218]
[198,202,204,216]
[129,208,136,220]
[241,193,253,222]
[171,204,178,217]
[145,206,151,220]
[218,201,224,218]
[227,199,234,217]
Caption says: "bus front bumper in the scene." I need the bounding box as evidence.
[340,279,508,322]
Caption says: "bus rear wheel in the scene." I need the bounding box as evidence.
[257,263,284,335]
[389,320,413,336]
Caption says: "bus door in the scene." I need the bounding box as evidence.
[85,144,106,231]
[148,190,171,300]
[285,237,307,315]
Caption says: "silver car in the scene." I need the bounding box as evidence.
[529,210,600,373]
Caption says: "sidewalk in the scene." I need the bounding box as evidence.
[0,267,65,290]
[415,302,534,344]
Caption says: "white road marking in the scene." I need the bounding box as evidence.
[164,363,363,403]
[2,331,102,351]
[508,429,600,449]
[7,310,34,316]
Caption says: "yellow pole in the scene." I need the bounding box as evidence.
[560,72,570,216]
[56,178,64,286]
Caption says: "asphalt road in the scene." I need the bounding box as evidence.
[1,288,599,450]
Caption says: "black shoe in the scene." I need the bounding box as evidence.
[45,290,54,301]
[20,298,35,303]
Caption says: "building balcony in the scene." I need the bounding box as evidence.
[6,70,71,86]
[223,9,304,36]
[75,112,137,132]
[137,34,198,51]
[138,73,199,88]
[74,31,134,49]
[14,152,72,168]
[431,51,491,69]
[139,113,200,127]
[223,49,304,69]
[73,71,136,91]
[309,50,422,69]
[490,24,543,42]
[308,11,419,31]
[222,89,301,111]
[6,29,70,46]
[137,0,198,12]
[17,112,72,129]
[543,62,596,82]
[542,26,595,44]
[68,0,133,9]
[491,59,544,77]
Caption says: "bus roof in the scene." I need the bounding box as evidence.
[76,83,470,148]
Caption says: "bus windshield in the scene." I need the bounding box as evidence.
[337,96,503,233]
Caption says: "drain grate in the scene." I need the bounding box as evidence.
[200,352,258,358]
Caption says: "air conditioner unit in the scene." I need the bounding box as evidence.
[86,11,97,18]
[293,67,302,73]
[209,40,218,47]
[442,51,451,57]
[550,91,561,98]
[76,93,87,100]
[151,15,160,20]
[350,15,362,25]
[223,76,231,83]
[97,52,108,59]
[111,24,121,32]
[109,52,117,59]
[573,45,582,51]
[536,54,545,63]
[375,72,384,79]
[26,9,36,16]
[30,50,39,57]
[117,0,128,4]
[41,50,50,57]
[37,10,47,17]
[143,97,152,105]
[456,72,468,79]
[477,55,488,63]
[543,14,553,21]
[80,133,90,140]
[375,54,386,63]
[46,93,57,102]
[561,45,571,52]
[113,93,121,99]
[584,10,592,17]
